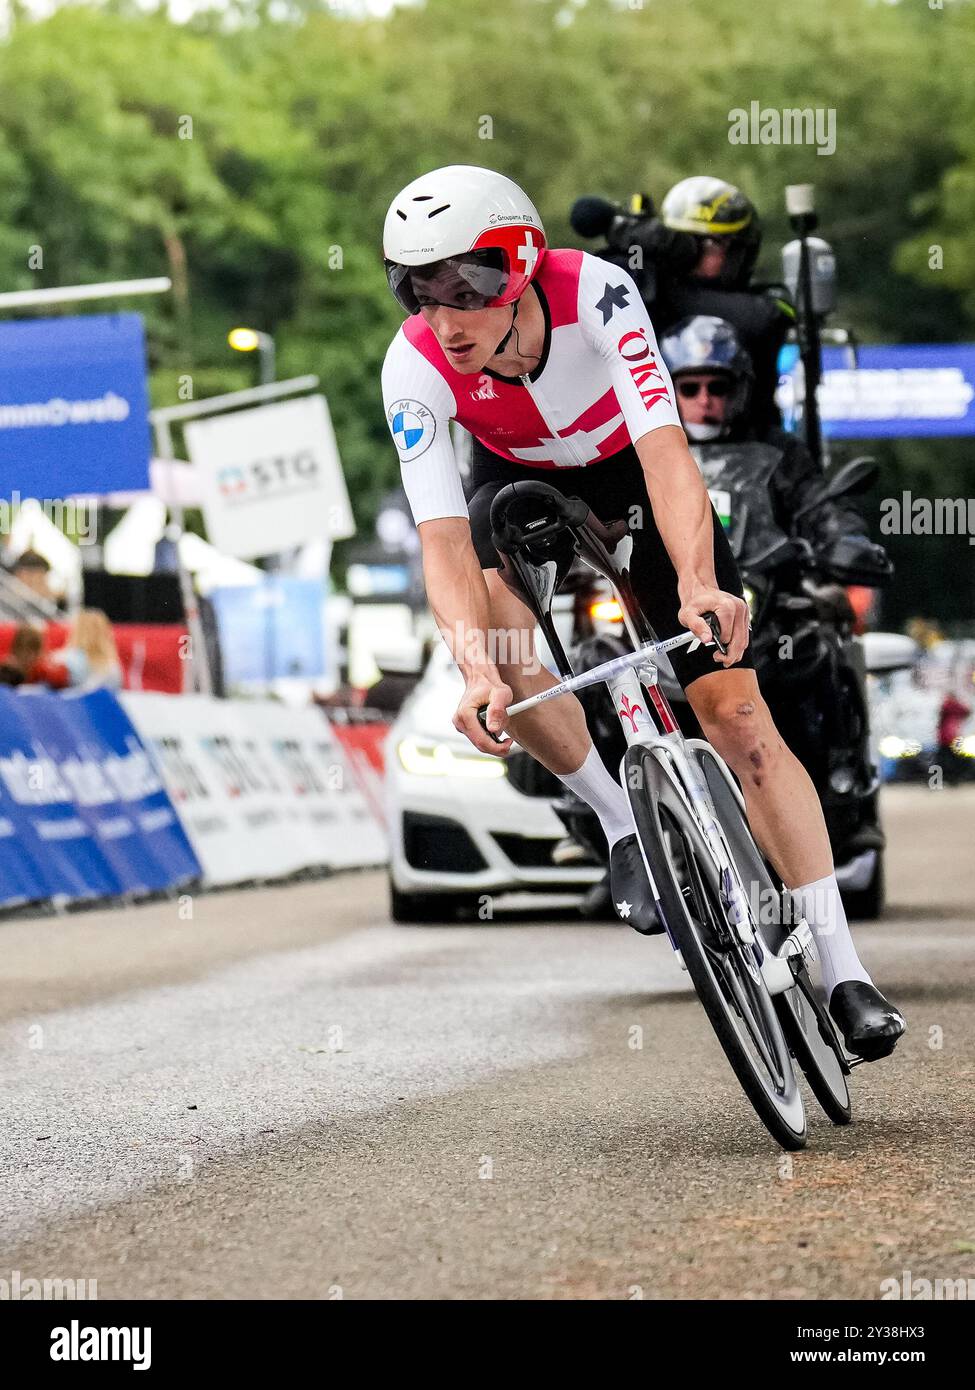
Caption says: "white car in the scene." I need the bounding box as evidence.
[385,626,604,923]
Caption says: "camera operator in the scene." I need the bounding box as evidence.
[571,176,794,434]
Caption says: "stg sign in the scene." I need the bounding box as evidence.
[185,394,355,559]
[216,450,319,499]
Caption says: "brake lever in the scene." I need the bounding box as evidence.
[702,609,729,656]
[476,704,507,745]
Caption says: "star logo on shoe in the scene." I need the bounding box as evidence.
[615,899,632,919]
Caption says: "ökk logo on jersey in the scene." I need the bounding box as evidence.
[617,329,672,411]
[387,399,436,462]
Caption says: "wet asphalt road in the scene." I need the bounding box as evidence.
[1,785,972,1299]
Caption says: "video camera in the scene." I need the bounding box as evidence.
[569,193,699,278]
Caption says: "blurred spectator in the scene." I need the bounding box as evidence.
[65,608,123,689]
[32,609,123,691]
[937,690,971,786]
[10,549,53,603]
[0,624,43,686]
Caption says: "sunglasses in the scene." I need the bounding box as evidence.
[677,378,732,400]
[386,253,508,314]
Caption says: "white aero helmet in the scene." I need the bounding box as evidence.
[383,164,547,313]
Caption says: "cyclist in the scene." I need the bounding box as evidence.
[381,164,904,1060]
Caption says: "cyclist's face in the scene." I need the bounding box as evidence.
[674,372,732,429]
[414,268,511,373]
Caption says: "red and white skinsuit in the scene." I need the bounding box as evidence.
[381,249,681,525]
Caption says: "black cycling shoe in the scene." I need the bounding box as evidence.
[609,833,663,935]
[829,980,906,1061]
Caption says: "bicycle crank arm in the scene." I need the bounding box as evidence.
[756,948,799,997]
[721,870,797,997]
[777,917,819,966]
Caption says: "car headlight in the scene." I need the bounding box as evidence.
[878,735,922,759]
[397,735,507,778]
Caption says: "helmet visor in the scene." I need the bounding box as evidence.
[385,251,508,314]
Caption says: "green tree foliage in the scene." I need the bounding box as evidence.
[0,0,972,561]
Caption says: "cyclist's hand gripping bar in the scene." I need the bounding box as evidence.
[476,706,507,745]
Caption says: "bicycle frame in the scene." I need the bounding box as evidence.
[501,630,798,993]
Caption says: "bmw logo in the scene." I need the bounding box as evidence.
[387,398,435,461]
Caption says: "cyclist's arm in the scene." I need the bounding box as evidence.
[381,334,511,751]
[381,331,468,524]
[418,518,511,753]
[577,256,747,662]
[637,428,749,665]
[577,254,682,447]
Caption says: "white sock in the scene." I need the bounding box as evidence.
[557,743,634,848]
[792,873,872,997]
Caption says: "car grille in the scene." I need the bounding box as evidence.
[402,812,488,873]
[491,833,563,868]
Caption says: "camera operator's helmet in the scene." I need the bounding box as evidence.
[660,316,754,436]
[661,176,761,286]
[383,165,547,313]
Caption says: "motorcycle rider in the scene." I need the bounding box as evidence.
[659,314,875,556]
[660,314,894,907]
[569,317,886,914]
[572,176,793,436]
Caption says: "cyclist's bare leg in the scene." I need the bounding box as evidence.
[482,568,650,915]
[684,667,896,1012]
[685,667,831,888]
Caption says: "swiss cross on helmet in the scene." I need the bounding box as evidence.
[383,165,547,314]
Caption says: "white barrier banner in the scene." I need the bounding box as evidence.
[120,693,387,885]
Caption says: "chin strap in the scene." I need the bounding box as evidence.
[493,300,519,356]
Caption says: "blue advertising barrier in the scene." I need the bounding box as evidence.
[0,686,200,908]
[778,343,975,438]
[0,313,151,499]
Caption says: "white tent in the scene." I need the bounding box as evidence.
[102,498,261,591]
[179,532,262,594]
[84,457,204,510]
[103,496,167,576]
